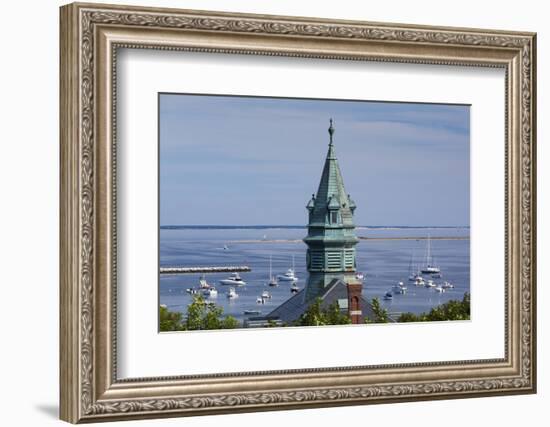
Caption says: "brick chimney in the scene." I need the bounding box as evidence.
[346,282,363,324]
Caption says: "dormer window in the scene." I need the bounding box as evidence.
[327,195,341,224]
[306,194,316,223]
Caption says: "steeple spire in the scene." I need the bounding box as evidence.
[327,118,336,160]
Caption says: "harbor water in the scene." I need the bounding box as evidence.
[159,226,470,325]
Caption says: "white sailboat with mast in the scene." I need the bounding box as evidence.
[277,254,299,283]
[421,234,441,274]
[267,255,278,287]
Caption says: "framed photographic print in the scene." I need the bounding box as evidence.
[60,2,537,423]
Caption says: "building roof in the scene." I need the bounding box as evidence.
[265,279,375,325]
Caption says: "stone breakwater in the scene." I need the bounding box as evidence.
[160,266,251,274]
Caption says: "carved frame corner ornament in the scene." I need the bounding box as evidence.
[59,2,536,423]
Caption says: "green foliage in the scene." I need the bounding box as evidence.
[159,305,185,331]
[266,319,279,328]
[185,294,241,330]
[297,298,351,326]
[369,297,389,323]
[221,315,239,329]
[325,301,352,325]
[159,295,241,332]
[397,293,471,323]
[396,312,419,322]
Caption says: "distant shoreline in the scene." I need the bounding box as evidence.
[161,225,470,230]
[227,236,470,243]
[359,236,470,241]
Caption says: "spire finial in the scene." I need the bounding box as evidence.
[328,118,335,145]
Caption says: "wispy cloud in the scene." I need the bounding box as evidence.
[159,94,470,226]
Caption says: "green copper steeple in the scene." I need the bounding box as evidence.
[303,119,360,301]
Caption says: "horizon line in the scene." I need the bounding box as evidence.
[160,224,471,228]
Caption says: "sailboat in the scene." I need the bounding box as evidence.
[407,253,421,281]
[267,255,278,287]
[407,252,423,282]
[277,255,299,282]
[421,234,441,274]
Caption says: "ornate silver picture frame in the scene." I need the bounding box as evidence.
[60,2,536,423]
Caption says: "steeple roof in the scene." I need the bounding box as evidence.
[309,119,355,227]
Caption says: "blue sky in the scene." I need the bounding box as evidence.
[159,94,470,226]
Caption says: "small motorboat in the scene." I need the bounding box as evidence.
[356,272,365,281]
[383,291,393,301]
[220,272,246,286]
[186,287,199,295]
[204,287,218,298]
[244,309,261,315]
[415,276,425,286]
[425,280,436,288]
[392,281,407,294]
[290,282,299,294]
[198,274,211,289]
[442,281,455,289]
[277,268,298,282]
[226,287,238,299]
[411,272,423,281]
[422,266,441,274]
[261,290,271,299]
[278,255,299,282]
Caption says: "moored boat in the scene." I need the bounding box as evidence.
[421,235,441,274]
[441,281,454,289]
[277,255,299,282]
[393,281,407,294]
[415,276,425,286]
[204,287,218,298]
[198,274,211,289]
[425,279,436,288]
[226,287,238,299]
[267,255,278,287]
[220,272,246,286]
[278,268,298,282]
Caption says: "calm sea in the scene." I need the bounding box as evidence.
[159,226,470,324]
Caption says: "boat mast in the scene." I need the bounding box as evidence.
[426,234,432,266]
